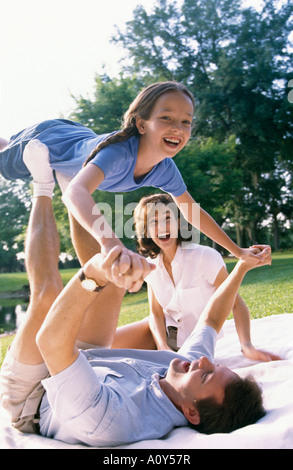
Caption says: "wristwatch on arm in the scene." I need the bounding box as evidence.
[78,268,106,293]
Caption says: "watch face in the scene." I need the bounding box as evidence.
[81,279,96,291]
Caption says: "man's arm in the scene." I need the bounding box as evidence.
[37,247,155,375]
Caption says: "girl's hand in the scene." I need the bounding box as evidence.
[100,242,156,292]
[238,245,272,266]
[100,238,140,283]
[112,248,155,293]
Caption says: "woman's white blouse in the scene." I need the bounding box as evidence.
[145,244,225,347]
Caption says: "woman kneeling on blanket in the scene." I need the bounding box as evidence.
[112,193,280,363]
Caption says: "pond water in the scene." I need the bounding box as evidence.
[0,299,28,334]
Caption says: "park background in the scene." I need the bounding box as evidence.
[0,0,292,356]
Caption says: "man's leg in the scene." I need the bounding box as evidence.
[10,196,63,365]
[0,195,63,433]
[111,318,157,349]
[76,283,125,349]
[6,138,63,363]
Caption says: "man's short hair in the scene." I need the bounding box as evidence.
[190,375,265,434]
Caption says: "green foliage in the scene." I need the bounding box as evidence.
[1,0,292,269]
[112,0,293,249]
[114,0,293,148]
[176,136,242,217]
[70,74,144,134]
[0,178,31,272]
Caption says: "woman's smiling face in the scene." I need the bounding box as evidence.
[147,205,179,252]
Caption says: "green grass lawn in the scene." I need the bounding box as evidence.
[225,251,293,318]
[0,269,76,294]
[1,251,292,367]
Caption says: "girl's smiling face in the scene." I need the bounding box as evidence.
[136,90,194,159]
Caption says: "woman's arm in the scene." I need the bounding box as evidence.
[173,191,268,262]
[148,286,173,351]
[213,266,281,361]
[213,267,253,347]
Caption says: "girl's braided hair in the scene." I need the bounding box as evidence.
[83,81,195,167]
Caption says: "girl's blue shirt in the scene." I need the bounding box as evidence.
[0,119,186,197]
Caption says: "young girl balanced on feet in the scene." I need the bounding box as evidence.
[0,81,268,287]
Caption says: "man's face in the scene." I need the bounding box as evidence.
[160,356,239,423]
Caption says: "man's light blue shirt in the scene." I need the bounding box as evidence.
[39,326,217,447]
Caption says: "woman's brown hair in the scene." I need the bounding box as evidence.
[134,193,192,259]
[83,81,195,167]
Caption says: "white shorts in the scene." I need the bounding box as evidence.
[0,350,49,434]
[0,340,106,434]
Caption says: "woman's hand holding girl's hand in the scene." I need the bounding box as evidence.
[238,245,272,266]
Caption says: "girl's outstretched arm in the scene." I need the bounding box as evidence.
[173,190,270,264]
[62,163,123,251]
[63,163,150,287]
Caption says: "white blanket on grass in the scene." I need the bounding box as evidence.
[0,313,292,449]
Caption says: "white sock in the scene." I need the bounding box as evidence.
[23,140,55,198]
